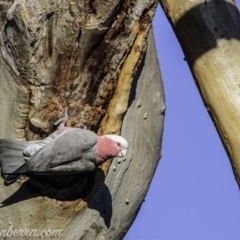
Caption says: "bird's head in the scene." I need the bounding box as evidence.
[96,135,128,165]
[104,135,128,157]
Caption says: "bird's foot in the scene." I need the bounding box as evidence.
[53,107,70,128]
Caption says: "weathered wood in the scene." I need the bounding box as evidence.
[0,0,157,140]
[0,1,164,239]
[159,0,240,186]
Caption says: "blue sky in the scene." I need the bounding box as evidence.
[125,2,240,240]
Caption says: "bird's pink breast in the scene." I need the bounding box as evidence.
[95,137,119,165]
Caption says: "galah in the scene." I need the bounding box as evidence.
[0,126,128,186]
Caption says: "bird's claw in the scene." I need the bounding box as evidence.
[53,107,69,128]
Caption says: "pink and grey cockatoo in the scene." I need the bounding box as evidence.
[0,126,128,186]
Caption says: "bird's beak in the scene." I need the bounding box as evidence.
[118,148,127,157]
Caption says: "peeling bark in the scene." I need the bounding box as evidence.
[0,0,157,140]
[159,0,240,187]
[0,1,164,239]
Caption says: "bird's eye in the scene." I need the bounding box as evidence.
[117,142,121,147]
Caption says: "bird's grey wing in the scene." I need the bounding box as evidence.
[42,156,96,173]
[47,129,98,167]
[13,129,98,174]
[23,142,46,161]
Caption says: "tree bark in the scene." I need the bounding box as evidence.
[159,0,240,187]
[0,1,165,239]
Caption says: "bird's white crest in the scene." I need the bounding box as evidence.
[104,135,128,148]
[104,135,128,156]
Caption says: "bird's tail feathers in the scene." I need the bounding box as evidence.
[0,139,33,185]
[2,174,21,186]
[0,139,44,186]
[0,139,29,174]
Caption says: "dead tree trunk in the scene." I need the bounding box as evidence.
[0,1,165,239]
[159,0,240,187]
